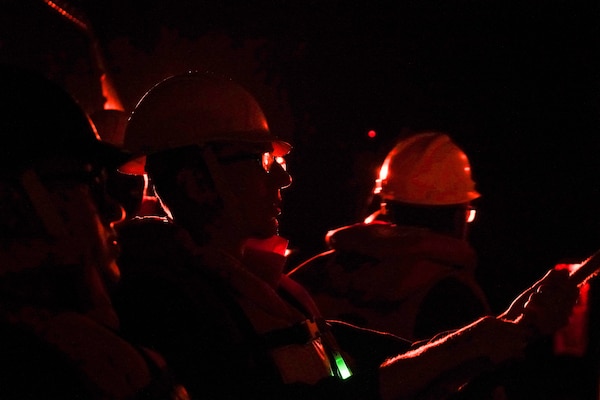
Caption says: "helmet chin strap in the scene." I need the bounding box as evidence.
[20,168,70,239]
[0,169,71,275]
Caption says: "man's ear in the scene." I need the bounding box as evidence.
[176,167,220,204]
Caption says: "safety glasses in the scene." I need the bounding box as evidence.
[218,152,286,172]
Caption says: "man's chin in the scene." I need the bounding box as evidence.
[241,216,280,239]
[251,227,279,240]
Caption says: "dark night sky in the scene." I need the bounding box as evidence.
[2,0,600,310]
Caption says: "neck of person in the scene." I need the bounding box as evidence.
[201,225,246,262]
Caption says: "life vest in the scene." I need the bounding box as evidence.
[290,222,491,340]
[198,235,354,384]
[116,217,353,388]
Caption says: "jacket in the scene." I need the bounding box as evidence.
[289,222,491,341]
[113,217,411,400]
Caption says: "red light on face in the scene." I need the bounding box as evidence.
[367,130,376,138]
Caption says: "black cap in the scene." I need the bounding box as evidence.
[0,64,131,171]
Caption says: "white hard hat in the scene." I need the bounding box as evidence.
[121,71,291,174]
[374,132,480,205]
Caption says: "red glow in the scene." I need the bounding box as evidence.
[553,262,590,356]
[466,208,477,223]
[100,74,124,111]
[42,0,88,31]
[367,130,376,138]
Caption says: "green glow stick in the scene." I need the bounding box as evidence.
[333,352,352,380]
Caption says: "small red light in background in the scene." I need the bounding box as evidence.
[367,130,376,139]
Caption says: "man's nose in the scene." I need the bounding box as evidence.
[269,161,292,189]
[103,194,127,227]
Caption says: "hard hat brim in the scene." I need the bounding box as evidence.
[95,141,134,170]
[272,139,292,157]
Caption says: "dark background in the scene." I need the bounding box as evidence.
[2,0,599,312]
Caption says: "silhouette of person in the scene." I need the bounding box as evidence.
[290,131,491,341]
[112,71,579,400]
[0,64,188,399]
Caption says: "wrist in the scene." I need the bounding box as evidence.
[445,316,532,365]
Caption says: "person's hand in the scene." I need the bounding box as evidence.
[499,273,544,322]
[513,269,579,335]
[378,317,531,400]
